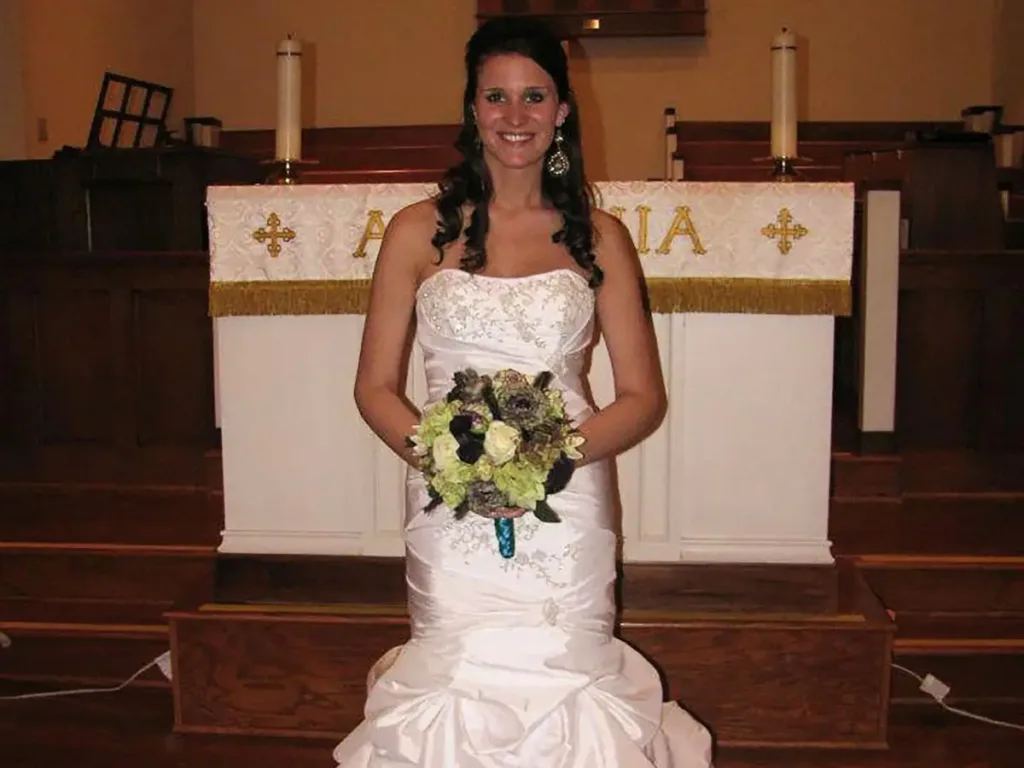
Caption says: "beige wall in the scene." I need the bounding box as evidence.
[994,0,1024,125]
[7,0,1006,176]
[19,0,193,159]
[193,0,997,179]
[0,0,27,159]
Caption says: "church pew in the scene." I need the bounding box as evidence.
[670,121,962,184]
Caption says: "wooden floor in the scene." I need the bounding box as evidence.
[1,685,1021,767]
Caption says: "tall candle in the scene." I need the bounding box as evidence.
[276,34,302,161]
[770,27,797,159]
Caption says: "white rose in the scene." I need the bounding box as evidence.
[483,421,521,465]
[431,432,461,472]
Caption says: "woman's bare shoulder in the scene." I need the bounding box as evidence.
[591,208,638,269]
[385,198,440,243]
[374,198,441,274]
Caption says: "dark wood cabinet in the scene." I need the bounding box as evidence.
[475,0,707,38]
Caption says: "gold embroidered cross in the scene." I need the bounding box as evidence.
[760,207,808,255]
[252,212,296,258]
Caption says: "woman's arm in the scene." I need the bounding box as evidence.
[574,211,667,466]
[353,201,436,468]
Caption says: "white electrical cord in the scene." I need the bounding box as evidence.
[892,662,1024,732]
[0,650,171,701]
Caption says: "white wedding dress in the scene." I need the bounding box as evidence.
[334,268,714,767]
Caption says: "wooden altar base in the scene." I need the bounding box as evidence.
[166,559,895,750]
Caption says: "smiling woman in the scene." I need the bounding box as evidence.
[428,15,602,287]
[474,55,568,171]
[339,15,714,768]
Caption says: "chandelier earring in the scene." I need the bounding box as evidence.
[546,128,570,178]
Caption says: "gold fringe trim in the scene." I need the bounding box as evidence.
[210,280,371,317]
[209,277,851,317]
[644,277,851,316]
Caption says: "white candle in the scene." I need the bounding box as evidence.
[770,27,797,159]
[276,34,302,161]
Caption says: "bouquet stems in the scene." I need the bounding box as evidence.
[495,518,515,558]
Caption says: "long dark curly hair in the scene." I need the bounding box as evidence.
[430,17,603,289]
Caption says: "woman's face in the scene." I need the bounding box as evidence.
[472,52,569,172]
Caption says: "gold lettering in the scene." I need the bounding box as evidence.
[353,209,387,258]
[607,206,626,221]
[656,206,706,255]
[634,204,651,255]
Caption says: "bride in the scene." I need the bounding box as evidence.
[334,15,714,768]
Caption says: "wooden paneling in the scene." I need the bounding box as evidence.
[36,288,115,443]
[849,143,1006,251]
[0,251,215,485]
[896,250,1024,452]
[170,564,891,748]
[0,160,57,253]
[170,609,410,738]
[135,288,216,446]
[624,622,890,748]
[214,553,838,616]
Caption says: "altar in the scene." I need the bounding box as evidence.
[207,180,853,563]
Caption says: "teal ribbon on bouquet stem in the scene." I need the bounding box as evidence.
[495,518,515,558]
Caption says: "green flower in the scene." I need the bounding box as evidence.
[430,458,474,511]
[545,388,567,418]
[409,400,462,457]
[492,457,547,511]
[460,402,493,434]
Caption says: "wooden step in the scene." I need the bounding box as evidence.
[0,543,215,605]
[831,493,1024,556]
[0,623,169,688]
[168,560,893,749]
[830,452,902,499]
[3,687,1017,768]
[852,555,1024,712]
[0,543,212,689]
[0,482,219,546]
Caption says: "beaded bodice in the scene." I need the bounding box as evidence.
[414,268,596,406]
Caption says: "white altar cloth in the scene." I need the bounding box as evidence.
[207,181,853,563]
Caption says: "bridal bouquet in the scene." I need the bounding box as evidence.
[405,368,585,559]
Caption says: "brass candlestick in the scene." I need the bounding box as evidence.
[772,156,798,182]
[753,155,807,182]
[260,158,319,185]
